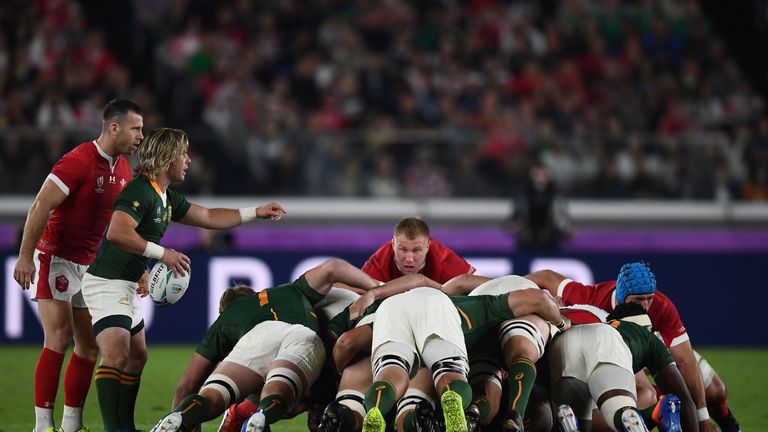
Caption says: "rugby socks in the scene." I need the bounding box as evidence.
[364,380,397,417]
[443,380,472,410]
[60,406,83,432]
[235,397,260,419]
[34,406,56,432]
[259,394,290,424]
[176,394,208,425]
[34,347,64,411]
[402,411,418,432]
[507,358,536,415]
[473,396,492,422]
[118,371,141,431]
[61,352,96,432]
[95,365,123,431]
[337,403,358,431]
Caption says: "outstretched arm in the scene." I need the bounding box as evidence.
[524,269,567,298]
[348,273,442,320]
[179,202,286,229]
[304,259,380,296]
[506,288,569,330]
[654,363,699,432]
[441,274,492,295]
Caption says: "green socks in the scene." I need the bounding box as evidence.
[364,380,397,416]
[507,359,536,414]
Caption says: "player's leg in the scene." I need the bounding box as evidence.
[696,351,741,432]
[118,326,148,432]
[34,298,74,432]
[318,356,372,432]
[551,377,595,431]
[156,361,266,432]
[466,333,504,429]
[83,275,139,432]
[243,325,326,431]
[394,367,438,432]
[60,299,99,432]
[421,337,471,432]
[362,341,415,432]
[498,315,550,432]
[591,363,648,432]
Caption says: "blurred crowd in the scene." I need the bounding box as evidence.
[1,0,768,201]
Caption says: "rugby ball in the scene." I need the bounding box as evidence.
[148,262,190,306]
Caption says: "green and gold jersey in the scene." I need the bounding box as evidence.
[450,294,512,349]
[196,275,325,363]
[609,319,675,375]
[87,175,191,282]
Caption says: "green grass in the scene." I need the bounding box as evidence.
[0,346,765,431]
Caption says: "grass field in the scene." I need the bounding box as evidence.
[0,346,765,431]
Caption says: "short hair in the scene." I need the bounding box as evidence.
[102,99,143,126]
[135,128,189,179]
[606,302,647,321]
[394,216,430,239]
[219,284,256,313]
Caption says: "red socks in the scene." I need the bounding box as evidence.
[34,348,65,408]
[235,399,260,418]
[64,351,96,407]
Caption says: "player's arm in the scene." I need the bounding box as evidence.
[524,269,566,297]
[669,341,715,431]
[653,363,699,432]
[172,353,215,407]
[13,179,67,289]
[441,274,492,295]
[348,273,442,320]
[178,202,286,229]
[506,288,569,330]
[106,211,190,277]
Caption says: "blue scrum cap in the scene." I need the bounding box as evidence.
[615,262,657,304]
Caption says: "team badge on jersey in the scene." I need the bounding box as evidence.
[95,176,105,193]
[154,207,163,223]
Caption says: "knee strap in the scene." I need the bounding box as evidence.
[201,373,240,407]
[498,319,546,359]
[266,367,304,400]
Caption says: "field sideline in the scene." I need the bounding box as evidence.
[0,346,765,431]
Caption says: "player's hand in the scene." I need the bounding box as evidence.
[349,291,376,321]
[256,202,286,221]
[161,248,191,277]
[13,255,36,290]
[555,315,571,333]
[699,419,718,432]
[136,271,149,297]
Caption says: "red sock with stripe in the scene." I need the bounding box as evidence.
[34,347,65,408]
[64,351,96,407]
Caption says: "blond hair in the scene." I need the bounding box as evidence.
[135,128,189,179]
[394,216,430,239]
[219,284,257,313]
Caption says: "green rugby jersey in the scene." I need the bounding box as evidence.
[450,294,512,349]
[609,319,675,375]
[196,275,325,363]
[87,175,191,282]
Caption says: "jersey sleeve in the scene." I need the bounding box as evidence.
[651,293,689,347]
[195,320,231,363]
[437,250,476,282]
[167,189,191,222]
[48,150,88,196]
[295,274,325,305]
[645,333,676,375]
[560,280,598,305]
[361,245,390,281]
[113,184,153,223]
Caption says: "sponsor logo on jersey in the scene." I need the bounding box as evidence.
[55,275,69,293]
[154,207,163,223]
[95,176,104,193]
[132,200,140,210]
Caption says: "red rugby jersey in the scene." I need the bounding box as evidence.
[37,141,132,264]
[362,238,475,284]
